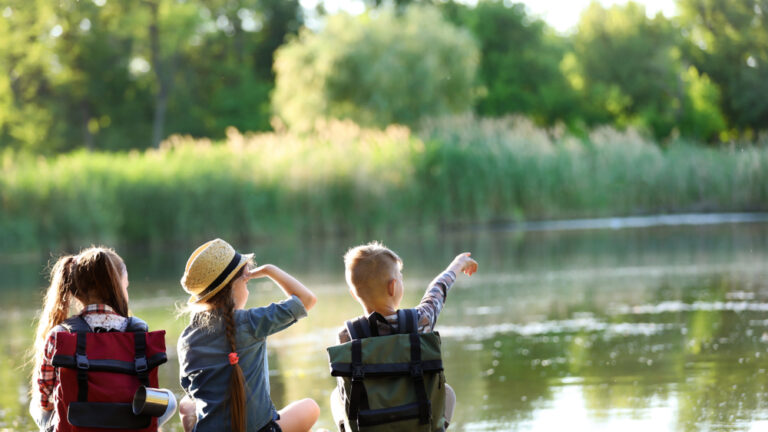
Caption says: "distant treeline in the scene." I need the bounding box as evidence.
[0,0,766,154]
[2,117,766,251]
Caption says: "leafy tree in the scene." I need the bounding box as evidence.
[440,0,579,126]
[566,1,726,141]
[0,0,59,152]
[165,0,302,136]
[53,0,155,151]
[678,0,768,135]
[273,6,478,131]
[568,2,683,138]
[679,66,727,141]
[252,0,303,79]
[0,0,302,152]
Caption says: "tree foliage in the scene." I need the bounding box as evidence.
[678,0,768,135]
[440,0,579,126]
[0,0,301,153]
[0,0,61,152]
[0,0,765,152]
[272,6,478,131]
[565,1,725,140]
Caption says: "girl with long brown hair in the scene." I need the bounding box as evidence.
[177,238,321,432]
[29,246,133,429]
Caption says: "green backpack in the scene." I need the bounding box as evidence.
[327,309,446,432]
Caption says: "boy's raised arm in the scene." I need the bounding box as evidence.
[247,264,317,311]
[415,252,478,330]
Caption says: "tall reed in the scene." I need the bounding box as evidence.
[2,117,767,252]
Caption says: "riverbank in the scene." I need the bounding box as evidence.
[2,116,767,252]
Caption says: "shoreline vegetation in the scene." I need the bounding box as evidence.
[2,115,767,252]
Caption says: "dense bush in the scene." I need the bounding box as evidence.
[272,6,478,131]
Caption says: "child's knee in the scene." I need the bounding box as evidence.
[445,383,456,402]
[179,395,195,414]
[444,383,456,423]
[302,398,320,420]
[329,387,341,408]
[179,395,196,432]
[280,398,320,430]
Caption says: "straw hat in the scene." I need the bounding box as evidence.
[181,239,253,304]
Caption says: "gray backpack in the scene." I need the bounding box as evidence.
[327,309,446,432]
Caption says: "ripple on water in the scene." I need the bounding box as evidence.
[612,300,768,315]
[438,318,679,340]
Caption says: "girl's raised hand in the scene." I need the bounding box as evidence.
[245,264,273,281]
[245,264,317,310]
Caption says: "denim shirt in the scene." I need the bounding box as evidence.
[178,295,307,431]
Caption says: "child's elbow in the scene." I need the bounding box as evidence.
[304,292,318,311]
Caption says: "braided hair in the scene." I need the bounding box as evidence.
[193,266,248,432]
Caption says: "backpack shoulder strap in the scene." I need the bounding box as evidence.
[125,316,149,332]
[345,316,372,340]
[396,309,418,334]
[59,316,91,333]
[56,316,91,402]
[366,312,389,337]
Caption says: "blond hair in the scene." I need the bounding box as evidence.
[344,242,402,303]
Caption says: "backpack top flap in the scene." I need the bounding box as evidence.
[52,330,167,373]
[327,331,442,377]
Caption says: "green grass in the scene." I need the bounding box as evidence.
[2,116,767,252]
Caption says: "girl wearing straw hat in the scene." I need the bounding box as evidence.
[177,238,321,432]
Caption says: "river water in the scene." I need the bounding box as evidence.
[2,221,768,431]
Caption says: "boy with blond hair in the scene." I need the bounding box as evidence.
[330,241,478,430]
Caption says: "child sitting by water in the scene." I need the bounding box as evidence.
[177,238,322,432]
[329,242,478,430]
[30,247,171,432]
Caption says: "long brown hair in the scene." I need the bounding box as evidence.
[192,265,248,432]
[31,247,129,394]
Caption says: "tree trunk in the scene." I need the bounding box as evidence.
[147,0,169,148]
[231,12,244,62]
[81,102,94,151]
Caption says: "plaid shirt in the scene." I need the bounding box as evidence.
[37,304,128,409]
[337,270,456,343]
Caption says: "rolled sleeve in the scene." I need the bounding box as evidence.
[415,271,457,332]
[432,271,456,297]
[245,295,307,338]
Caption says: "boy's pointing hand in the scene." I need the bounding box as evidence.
[449,252,478,276]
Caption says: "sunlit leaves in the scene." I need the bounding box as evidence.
[273,6,478,131]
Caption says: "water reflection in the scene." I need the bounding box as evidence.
[441,273,768,432]
[1,223,768,431]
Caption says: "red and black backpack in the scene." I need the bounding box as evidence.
[50,316,167,432]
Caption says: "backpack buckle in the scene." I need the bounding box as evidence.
[135,356,148,373]
[76,354,89,370]
[423,400,433,424]
[409,362,423,378]
[351,364,365,380]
